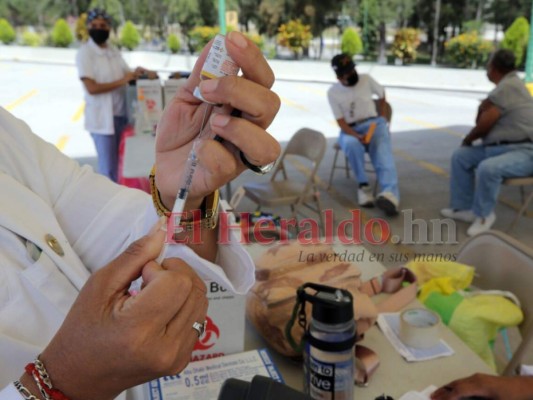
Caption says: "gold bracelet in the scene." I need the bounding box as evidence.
[149,165,219,230]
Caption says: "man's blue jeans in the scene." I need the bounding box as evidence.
[91,116,127,183]
[449,143,533,217]
[338,116,400,200]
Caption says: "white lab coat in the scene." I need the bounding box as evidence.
[0,107,254,399]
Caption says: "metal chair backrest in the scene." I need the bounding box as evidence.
[272,127,327,182]
[457,230,533,375]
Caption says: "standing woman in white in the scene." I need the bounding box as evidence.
[75,8,154,182]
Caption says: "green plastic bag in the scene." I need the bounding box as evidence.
[407,260,523,370]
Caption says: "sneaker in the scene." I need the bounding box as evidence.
[357,186,374,207]
[440,208,476,223]
[467,212,496,236]
[376,191,399,216]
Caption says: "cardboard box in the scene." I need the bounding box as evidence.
[163,78,188,108]
[191,280,246,362]
[136,79,163,135]
[146,348,283,400]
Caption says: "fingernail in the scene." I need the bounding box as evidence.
[211,113,230,128]
[200,79,218,94]
[228,31,247,49]
[148,216,167,236]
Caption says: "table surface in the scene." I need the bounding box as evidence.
[243,242,493,400]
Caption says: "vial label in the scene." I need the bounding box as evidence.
[308,354,353,400]
[200,34,239,80]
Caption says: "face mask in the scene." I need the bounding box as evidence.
[89,28,110,45]
[344,71,359,87]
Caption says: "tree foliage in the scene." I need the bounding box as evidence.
[167,33,181,53]
[0,18,16,44]
[120,20,140,50]
[277,19,312,59]
[51,18,73,47]
[501,16,530,67]
[392,27,421,63]
[445,31,493,68]
[341,27,363,57]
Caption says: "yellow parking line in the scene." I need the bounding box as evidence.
[279,96,309,112]
[55,135,70,152]
[403,116,464,138]
[296,85,327,96]
[71,103,85,122]
[6,89,38,111]
[394,149,449,177]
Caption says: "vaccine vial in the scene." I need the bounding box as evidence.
[193,34,240,104]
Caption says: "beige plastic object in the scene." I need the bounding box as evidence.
[457,230,533,375]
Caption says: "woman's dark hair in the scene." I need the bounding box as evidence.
[489,49,516,74]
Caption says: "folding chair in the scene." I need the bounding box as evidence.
[502,177,533,232]
[241,128,327,235]
[327,100,392,193]
[457,230,533,375]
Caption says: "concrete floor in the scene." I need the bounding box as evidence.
[227,129,532,268]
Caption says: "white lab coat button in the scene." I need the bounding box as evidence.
[45,234,64,256]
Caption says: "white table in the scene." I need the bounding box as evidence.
[243,242,493,400]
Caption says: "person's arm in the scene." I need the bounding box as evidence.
[154,31,280,263]
[80,72,136,95]
[377,95,387,118]
[462,100,501,146]
[336,117,364,142]
[431,373,533,400]
[12,221,209,400]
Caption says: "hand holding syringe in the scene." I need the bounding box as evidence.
[156,34,239,264]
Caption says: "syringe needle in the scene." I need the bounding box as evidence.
[156,102,214,264]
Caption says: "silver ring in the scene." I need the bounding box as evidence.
[192,321,206,337]
[239,151,275,175]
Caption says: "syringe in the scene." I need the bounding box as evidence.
[155,103,214,264]
[156,34,239,264]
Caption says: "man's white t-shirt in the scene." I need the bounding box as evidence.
[327,74,385,124]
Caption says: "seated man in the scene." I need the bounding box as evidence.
[441,49,533,236]
[327,53,400,216]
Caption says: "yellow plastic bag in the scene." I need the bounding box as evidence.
[407,260,523,370]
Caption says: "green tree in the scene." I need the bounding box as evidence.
[445,31,493,68]
[0,18,16,44]
[22,30,41,46]
[51,18,74,47]
[167,33,181,53]
[501,16,530,67]
[189,25,219,52]
[165,0,202,52]
[341,27,363,57]
[120,20,140,50]
[76,13,89,42]
[277,19,312,59]
[391,27,421,64]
